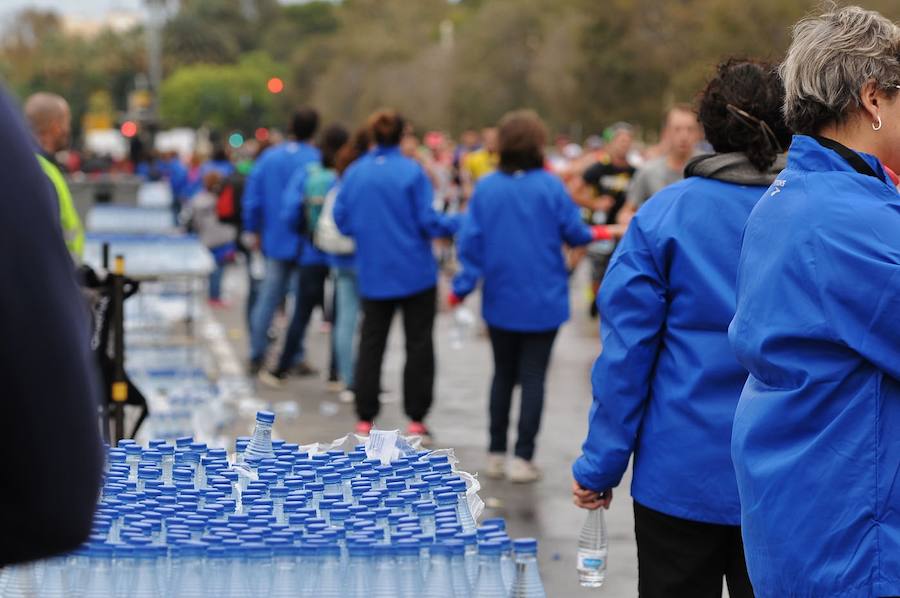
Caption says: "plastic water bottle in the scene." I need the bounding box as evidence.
[170,542,205,597]
[372,543,400,597]
[449,480,477,534]
[159,444,175,484]
[496,536,516,593]
[39,555,69,597]
[225,545,249,598]
[244,411,276,462]
[450,306,476,350]
[205,545,229,598]
[250,249,266,281]
[2,561,40,598]
[448,540,473,597]
[131,546,160,597]
[472,541,506,598]
[345,543,374,598]
[423,543,456,598]
[509,538,546,598]
[395,541,424,598]
[270,544,298,598]
[314,544,343,598]
[457,531,479,587]
[577,508,608,588]
[82,544,115,598]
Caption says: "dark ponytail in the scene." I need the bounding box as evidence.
[697,59,792,171]
[367,109,405,147]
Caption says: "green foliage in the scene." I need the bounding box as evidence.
[159,52,287,131]
[0,9,143,136]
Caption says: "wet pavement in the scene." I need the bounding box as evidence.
[214,265,640,596]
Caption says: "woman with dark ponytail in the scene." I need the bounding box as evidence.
[334,109,461,440]
[572,59,791,597]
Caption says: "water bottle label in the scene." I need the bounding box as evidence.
[578,555,604,570]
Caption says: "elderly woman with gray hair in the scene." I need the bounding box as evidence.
[729,5,900,597]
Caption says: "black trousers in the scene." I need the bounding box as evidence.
[634,501,754,598]
[487,326,557,461]
[355,286,436,423]
[275,264,329,373]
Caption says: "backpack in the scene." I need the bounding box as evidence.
[216,173,245,225]
[301,164,336,238]
[314,185,355,256]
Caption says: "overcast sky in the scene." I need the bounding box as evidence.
[0,0,319,20]
[0,0,145,20]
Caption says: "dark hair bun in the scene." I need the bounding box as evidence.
[698,59,792,171]
[367,109,405,147]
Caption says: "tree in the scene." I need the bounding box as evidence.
[159,52,288,131]
[262,1,339,61]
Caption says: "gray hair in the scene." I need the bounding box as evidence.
[780,4,900,135]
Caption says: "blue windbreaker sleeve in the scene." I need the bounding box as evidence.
[241,159,264,233]
[412,167,461,238]
[572,221,668,492]
[452,210,483,298]
[813,204,900,380]
[556,181,594,246]
[333,174,354,236]
[280,167,307,230]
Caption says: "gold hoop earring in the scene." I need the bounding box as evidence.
[873,115,883,131]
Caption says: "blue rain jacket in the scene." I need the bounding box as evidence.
[573,173,773,525]
[242,141,320,260]
[160,157,188,201]
[333,146,460,299]
[452,169,592,331]
[730,135,900,598]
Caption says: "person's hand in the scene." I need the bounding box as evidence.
[572,479,613,510]
[447,292,463,308]
[606,224,627,240]
[240,231,260,251]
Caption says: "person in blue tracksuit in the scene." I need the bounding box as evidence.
[334,109,460,439]
[260,125,350,387]
[571,59,793,597]
[159,151,189,218]
[450,110,615,484]
[242,108,320,374]
[729,8,900,597]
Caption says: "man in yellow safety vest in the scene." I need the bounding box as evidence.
[24,92,84,261]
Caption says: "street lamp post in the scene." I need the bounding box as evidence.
[144,0,166,122]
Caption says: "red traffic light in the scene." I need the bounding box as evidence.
[120,121,138,138]
[267,77,284,94]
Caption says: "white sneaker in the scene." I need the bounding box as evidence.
[485,453,506,480]
[258,370,286,389]
[507,457,541,483]
[339,389,355,404]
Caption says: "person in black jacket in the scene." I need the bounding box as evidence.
[0,87,103,565]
